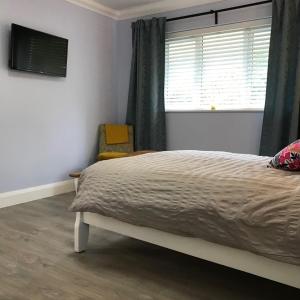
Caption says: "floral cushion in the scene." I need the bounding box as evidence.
[270,140,300,170]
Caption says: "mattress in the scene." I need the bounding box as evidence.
[71,151,300,265]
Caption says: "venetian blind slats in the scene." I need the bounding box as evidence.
[165,24,271,110]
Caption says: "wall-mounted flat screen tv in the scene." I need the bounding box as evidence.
[9,24,68,77]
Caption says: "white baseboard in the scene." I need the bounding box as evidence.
[0,180,75,209]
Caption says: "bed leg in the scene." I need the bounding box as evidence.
[74,212,89,253]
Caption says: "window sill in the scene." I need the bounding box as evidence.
[166,109,264,113]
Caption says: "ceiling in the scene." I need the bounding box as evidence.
[94,0,162,11]
[64,0,221,20]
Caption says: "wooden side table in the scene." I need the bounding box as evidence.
[69,172,81,194]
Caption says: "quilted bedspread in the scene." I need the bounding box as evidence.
[71,151,300,265]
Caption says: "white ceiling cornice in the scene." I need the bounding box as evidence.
[64,0,223,20]
[117,0,223,20]
[64,0,119,19]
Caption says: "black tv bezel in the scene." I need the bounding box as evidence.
[9,23,69,77]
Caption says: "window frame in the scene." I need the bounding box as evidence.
[165,18,272,113]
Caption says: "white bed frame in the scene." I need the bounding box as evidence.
[74,212,300,289]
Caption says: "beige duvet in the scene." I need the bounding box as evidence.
[71,151,300,265]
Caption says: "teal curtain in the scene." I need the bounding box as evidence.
[260,0,300,156]
[126,18,166,151]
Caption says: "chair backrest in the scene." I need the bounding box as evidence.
[98,124,134,154]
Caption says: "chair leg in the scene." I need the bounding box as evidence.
[74,212,89,253]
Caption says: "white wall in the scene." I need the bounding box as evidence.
[0,0,117,192]
[114,0,272,154]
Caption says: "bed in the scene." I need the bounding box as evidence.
[70,151,300,289]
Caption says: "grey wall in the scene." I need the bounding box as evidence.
[0,0,272,193]
[0,0,117,192]
[114,0,272,154]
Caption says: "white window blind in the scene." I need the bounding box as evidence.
[165,21,271,111]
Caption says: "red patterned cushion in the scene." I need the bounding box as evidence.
[270,140,300,170]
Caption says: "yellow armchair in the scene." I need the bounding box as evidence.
[97,124,134,161]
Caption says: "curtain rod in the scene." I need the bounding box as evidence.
[166,0,272,25]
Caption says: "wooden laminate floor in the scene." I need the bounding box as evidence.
[0,193,299,300]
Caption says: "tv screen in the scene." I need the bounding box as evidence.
[9,24,68,77]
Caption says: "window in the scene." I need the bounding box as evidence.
[165,20,271,111]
